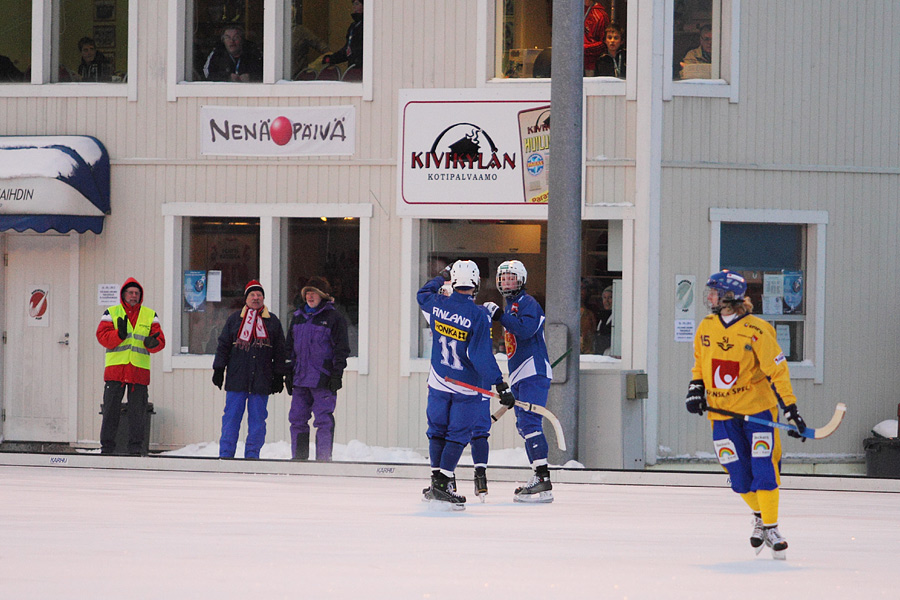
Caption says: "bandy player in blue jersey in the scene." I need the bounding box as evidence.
[417,260,515,510]
[483,260,555,503]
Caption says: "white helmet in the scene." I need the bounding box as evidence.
[450,260,480,291]
[496,260,527,298]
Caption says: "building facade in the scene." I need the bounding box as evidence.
[1,1,897,467]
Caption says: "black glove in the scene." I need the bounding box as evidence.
[439,263,453,281]
[212,368,224,390]
[327,375,343,393]
[783,404,807,441]
[271,374,284,395]
[685,379,707,414]
[496,382,516,408]
[116,317,128,340]
[144,331,161,349]
[285,377,293,396]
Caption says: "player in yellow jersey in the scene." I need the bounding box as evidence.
[685,270,808,559]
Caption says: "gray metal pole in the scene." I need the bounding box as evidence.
[546,0,583,464]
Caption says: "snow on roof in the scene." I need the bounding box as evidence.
[0,146,81,180]
[0,135,105,166]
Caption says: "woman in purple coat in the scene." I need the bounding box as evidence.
[286,277,351,461]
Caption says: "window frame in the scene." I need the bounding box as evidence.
[0,0,138,100]
[166,0,373,101]
[663,0,740,103]
[476,0,639,100]
[161,202,373,375]
[709,208,828,382]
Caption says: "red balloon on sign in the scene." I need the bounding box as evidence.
[270,116,293,146]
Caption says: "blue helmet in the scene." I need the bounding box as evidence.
[705,270,747,310]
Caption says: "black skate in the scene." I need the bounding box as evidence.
[514,465,553,503]
[474,467,488,502]
[763,525,788,560]
[750,513,765,554]
[424,473,465,511]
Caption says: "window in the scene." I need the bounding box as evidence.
[665,0,740,101]
[181,217,261,355]
[494,0,629,80]
[414,219,622,361]
[1,0,135,97]
[0,1,31,83]
[710,209,828,381]
[162,204,372,372]
[282,217,361,355]
[179,0,367,88]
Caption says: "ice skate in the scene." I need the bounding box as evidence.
[474,467,488,502]
[750,513,765,555]
[425,472,466,511]
[762,525,788,560]
[514,466,553,503]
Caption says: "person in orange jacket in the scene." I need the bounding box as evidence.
[96,278,165,455]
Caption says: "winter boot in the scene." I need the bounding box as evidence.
[514,465,553,503]
[750,513,765,554]
[427,472,466,510]
[474,467,488,501]
[292,432,310,461]
[763,525,788,560]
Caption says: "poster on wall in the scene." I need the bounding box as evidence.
[183,271,207,312]
[397,90,551,215]
[27,286,50,327]
[674,275,696,342]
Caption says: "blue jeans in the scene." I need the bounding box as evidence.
[219,391,269,458]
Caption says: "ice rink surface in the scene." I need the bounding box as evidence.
[2,463,897,600]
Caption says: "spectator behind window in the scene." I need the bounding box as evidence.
[583,0,610,77]
[679,23,712,79]
[0,54,26,82]
[77,37,113,82]
[203,25,263,82]
[595,23,626,79]
[322,0,364,70]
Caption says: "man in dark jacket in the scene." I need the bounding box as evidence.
[96,278,165,455]
[212,280,289,459]
[202,25,263,82]
[286,277,350,461]
[322,0,363,70]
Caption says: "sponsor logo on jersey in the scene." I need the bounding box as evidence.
[717,336,734,351]
[714,439,739,465]
[511,302,519,314]
[743,322,764,335]
[751,433,773,457]
[434,320,468,342]
[774,352,786,365]
[711,359,740,389]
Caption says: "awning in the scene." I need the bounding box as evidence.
[0,136,110,234]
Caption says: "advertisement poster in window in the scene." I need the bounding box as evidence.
[183,270,207,312]
[398,91,551,214]
[518,105,550,204]
[783,271,803,314]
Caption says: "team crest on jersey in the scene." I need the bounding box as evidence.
[717,336,734,351]
[510,302,519,314]
[504,328,516,358]
[711,359,740,389]
[714,439,739,465]
[751,432,773,458]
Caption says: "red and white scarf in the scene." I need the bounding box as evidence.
[236,306,268,350]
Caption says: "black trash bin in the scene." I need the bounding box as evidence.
[99,402,155,455]
[863,437,900,478]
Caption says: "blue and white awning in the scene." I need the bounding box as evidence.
[0,136,110,234]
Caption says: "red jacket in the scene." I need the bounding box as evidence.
[96,278,165,385]
[583,3,610,71]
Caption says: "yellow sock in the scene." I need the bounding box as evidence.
[757,488,780,525]
[740,491,760,513]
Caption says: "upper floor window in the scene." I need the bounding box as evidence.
[184,0,364,84]
[1,0,131,88]
[495,0,628,80]
[665,0,740,101]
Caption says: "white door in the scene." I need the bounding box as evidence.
[2,234,78,442]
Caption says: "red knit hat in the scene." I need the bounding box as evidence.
[244,280,265,298]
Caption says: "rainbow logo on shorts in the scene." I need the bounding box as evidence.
[718,447,736,460]
[753,439,771,453]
